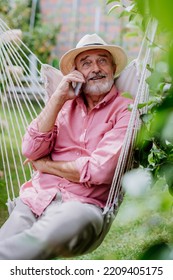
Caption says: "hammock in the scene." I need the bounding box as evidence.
[0,17,157,255]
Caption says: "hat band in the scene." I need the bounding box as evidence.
[82,43,104,46]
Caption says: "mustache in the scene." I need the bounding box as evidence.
[87,72,107,81]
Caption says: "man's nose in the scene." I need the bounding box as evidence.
[92,61,100,72]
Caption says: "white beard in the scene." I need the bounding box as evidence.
[83,79,114,96]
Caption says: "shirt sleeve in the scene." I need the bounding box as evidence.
[22,120,57,160]
[75,104,132,186]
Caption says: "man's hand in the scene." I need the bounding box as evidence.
[54,70,85,101]
[23,156,50,173]
[35,70,85,133]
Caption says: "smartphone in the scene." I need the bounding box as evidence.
[74,82,82,96]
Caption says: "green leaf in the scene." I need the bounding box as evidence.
[158,82,165,92]
[137,102,148,109]
[146,71,163,91]
[146,64,154,73]
[127,104,133,111]
[160,163,173,196]
[119,10,129,18]
[129,13,137,22]
[106,0,120,4]
[108,4,122,14]
[125,32,139,38]
[140,113,153,124]
[121,92,133,99]
[148,153,155,166]
[124,3,135,12]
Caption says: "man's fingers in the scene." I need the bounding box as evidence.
[23,158,37,171]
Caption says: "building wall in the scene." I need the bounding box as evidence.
[40,0,140,62]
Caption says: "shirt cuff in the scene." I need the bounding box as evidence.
[27,119,57,140]
[75,157,90,183]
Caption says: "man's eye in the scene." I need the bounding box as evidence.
[82,61,91,67]
[99,58,107,65]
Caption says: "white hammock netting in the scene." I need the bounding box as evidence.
[0,19,45,209]
[0,18,157,224]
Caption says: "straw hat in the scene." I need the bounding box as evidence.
[59,33,127,77]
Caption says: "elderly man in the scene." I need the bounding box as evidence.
[0,34,132,259]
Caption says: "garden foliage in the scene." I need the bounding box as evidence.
[107,0,173,259]
[0,0,60,66]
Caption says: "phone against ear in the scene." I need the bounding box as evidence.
[74,82,82,96]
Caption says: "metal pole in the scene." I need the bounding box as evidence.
[29,0,38,33]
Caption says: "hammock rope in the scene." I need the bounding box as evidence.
[103,18,158,215]
[0,19,45,209]
[0,18,157,221]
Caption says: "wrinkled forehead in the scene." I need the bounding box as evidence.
[75,49,113,65]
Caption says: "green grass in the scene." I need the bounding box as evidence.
[65,187,173,260]
[0,179,8,226]
[0,99,42,225]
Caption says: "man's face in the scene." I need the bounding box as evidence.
[75,49,116,96]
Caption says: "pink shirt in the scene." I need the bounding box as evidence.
[20,85,132,216]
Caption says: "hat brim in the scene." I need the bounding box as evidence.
[59,45,127,77]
